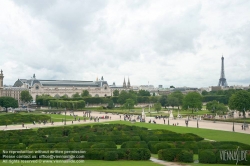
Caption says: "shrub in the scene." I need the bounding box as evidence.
[121,141,148,149]
[158,149,191,162]
[154,142,175,154]
[127,148,151,160]
[177,150,193,163]
[198,149,216,163]
[104,151,118,161]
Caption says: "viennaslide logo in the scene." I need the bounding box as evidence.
[219,147,248,165]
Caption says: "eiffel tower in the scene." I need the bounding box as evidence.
[218,56,228,87]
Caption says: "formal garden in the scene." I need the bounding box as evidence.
[0,123,249,165]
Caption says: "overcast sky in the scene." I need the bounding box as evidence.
[0,0,250,88]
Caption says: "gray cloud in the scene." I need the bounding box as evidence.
[1,0,250,88]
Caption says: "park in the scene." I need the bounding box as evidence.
[0,89,250,165]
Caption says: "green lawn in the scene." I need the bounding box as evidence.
[0,160,160,166]
[108,121,250,145]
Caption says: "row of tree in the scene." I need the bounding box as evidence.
[2,89,249,116]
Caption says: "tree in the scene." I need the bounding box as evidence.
[60,94,68,99]
[159,95,167,108]
[81,90,91,97]
[107,100,114,109]
[138,90,150,96]
[229,90,250,118]
[123,98,135,110]
[154,102,162,112]
[0,97,18,112]
[72,92,80,98]
[118,90,137,105]
[206,100,228,115]
[182,92,202,113]
[113,90,119,97]
[201,90,209,96]
[170,91,184,108]
[167,96,179,108]
[20,90,33,103]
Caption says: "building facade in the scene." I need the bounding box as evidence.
[0,70,133,103]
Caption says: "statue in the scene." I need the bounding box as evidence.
[169,110,174,119]
[141,109,146,122]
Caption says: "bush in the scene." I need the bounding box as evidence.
[154,142,175,154]
[127,148,151,160]
[148,141,160,154]
[104,151,118,161]
[158,148,191,162]
[198,149,216,163]
[91,142,116,149]
[121,141,148,149]
[177,150,193,163]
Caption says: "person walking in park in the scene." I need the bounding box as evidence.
[163,119,165,124]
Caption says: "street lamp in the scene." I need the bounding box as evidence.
[64,111,66,125]
[232,111,235,132]
[197,108,199,128]
[128,103,130,113]
[213,107,216,123]
[48,102,51,123]
[149,104,151,117]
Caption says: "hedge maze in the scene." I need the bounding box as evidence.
[0,114,50,125]
[0,124,249,164]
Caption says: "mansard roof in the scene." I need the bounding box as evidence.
[14,78,109,88]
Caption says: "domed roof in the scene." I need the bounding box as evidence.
[13,79,23,87]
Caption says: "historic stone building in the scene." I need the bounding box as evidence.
[0,70,132,103]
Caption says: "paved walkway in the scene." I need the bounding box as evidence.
[0,111,249,134]
[150,157,190,166]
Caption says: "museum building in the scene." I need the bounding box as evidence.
[0,70,131,103]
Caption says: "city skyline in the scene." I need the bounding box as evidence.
[1,1,250,88]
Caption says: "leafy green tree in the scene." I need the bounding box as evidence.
[107,100,114,109]
[170,91,184,108]
[201,90,209,96]
[206,100,228,115]
[138,90,150,96]
[118,90,137,105]
[20,90,33,103]
[159,95,167,108]
[154,102,162,112]
[72,92,80,98]
[123,98,135,110]
[60,94,68,99]
[167,96,179,108]
[182,92,202,113]
[0,97,18,112]
[229,90,250,118]
[113,90,119,97]
[81,90,91,97]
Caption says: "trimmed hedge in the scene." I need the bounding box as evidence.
[121,141,148,149]
[104,151,118,161]
[117,148,151,160]
[158,148,193,163]
[199,149,250,165]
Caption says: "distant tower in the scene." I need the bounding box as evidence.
[127,77,130,88]
[0,70,4,97]
[123,77,127,88]
[218,56,228,87]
